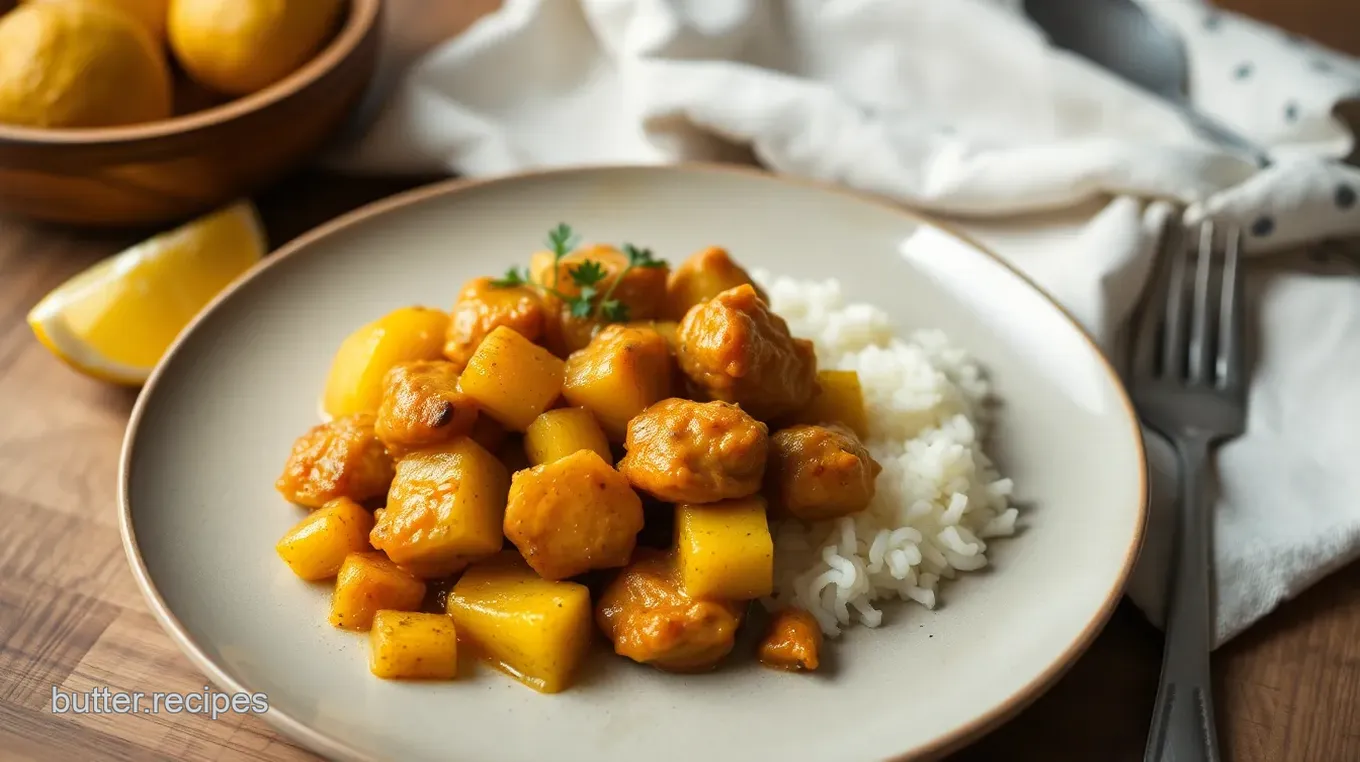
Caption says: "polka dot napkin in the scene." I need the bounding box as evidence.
[328,0,1360,646]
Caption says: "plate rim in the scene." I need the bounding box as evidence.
[118,162,1149,762]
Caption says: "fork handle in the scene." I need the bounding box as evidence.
[1145,435,1221,762]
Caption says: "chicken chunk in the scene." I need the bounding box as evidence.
[276,413,394,508]
[757,608,822,672]
[766,424,881,521]
[596,549,744,673]
[532,243,669,355]
[677,284,818,421]
[562,325,673,441]
[373,361,478,455]
[444,276,545,370]
[663,246,767,320]
[618,398,767,504]
[504,449,644,580]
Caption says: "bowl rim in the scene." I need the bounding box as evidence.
[0,0,381,146]
[117,162,1149,762]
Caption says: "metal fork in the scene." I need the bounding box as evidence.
[1129,218,1248,762]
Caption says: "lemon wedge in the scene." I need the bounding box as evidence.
[28,201,266,385]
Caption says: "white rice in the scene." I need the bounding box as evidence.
[753,270,1019,637]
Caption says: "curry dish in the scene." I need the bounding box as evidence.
[273,224,878,692]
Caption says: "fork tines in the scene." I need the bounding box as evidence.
[1131,217,1244,393]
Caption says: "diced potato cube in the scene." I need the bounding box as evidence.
[369,610,459,680]
[504,449,643,580]
[446,552,593,693]
[322,307,450,418]
[329,552,426,631]
[789,370,869,438]
[370,438,510,572]
[523,407,612,466]
[459,326,565,431]
[676,496,774,600]
[275,498,375,580]
[562,325,673,441]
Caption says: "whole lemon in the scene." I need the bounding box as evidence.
[21,0,171,40]
[168,0,344,96]
[0,0,172,128]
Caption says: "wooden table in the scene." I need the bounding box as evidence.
[5,2,1360,761]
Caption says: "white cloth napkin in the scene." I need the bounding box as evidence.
[326,0,1360,647]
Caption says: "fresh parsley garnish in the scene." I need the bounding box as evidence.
[490,265,529,288]
[599,299,630,322]
[568,260,607,288]
[623,243,664,268]
[490,224,668,324]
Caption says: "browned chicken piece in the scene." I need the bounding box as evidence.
[276,413,395,508]
[373,361,479,456]
[677,284,818,421]
[563,325,674,441]
[596,549,744,673]
[531,244,669,355]
[618,398,768,504]
[757,608,823,672]
[766,424,881,521]
[504,449,644,580]
[663,246,767,321]
[443,276,545,370]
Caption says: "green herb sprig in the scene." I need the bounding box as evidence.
[490,224,667,323]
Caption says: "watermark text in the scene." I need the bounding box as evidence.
[51,686,268,720]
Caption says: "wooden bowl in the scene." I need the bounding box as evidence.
[0,0,383,227]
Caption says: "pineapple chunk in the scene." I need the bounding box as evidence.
[275,498,374,580]
[322,307,450,418]
[445,552,593,693]
[459,326,565,431]
[329,552,426,631]
[788,370,868,438]
[675,496,774,600]
[369,610,459,680]
[523,407,612,466]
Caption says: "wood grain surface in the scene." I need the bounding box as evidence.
[3,1,1360,761]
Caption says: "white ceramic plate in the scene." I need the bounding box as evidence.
[121,165,1146,762]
